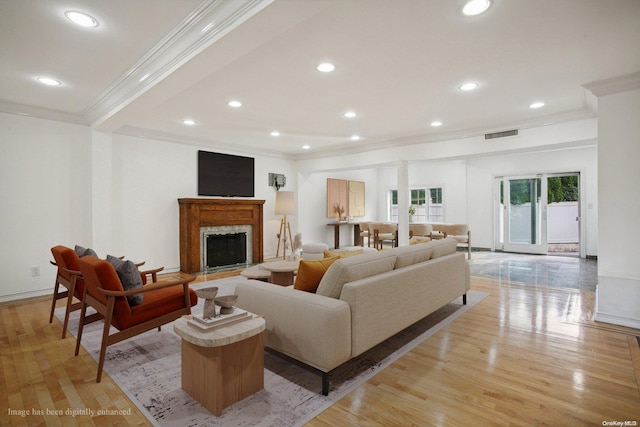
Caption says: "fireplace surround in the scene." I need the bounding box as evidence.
[179,198,264,273]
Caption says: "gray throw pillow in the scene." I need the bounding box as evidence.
[74,245,98,258]
[106,255,143,306]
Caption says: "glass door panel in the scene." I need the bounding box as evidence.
[503,176,548,254]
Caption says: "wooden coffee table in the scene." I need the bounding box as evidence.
[173,314,265,416]
[259,260,299,286]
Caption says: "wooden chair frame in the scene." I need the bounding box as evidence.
[49,255,164,339]
[75,271,195,382]
[49,261,84,338]
[373,229,398,250]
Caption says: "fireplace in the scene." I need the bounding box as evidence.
[201,225,252,270]
[179,198,264,273]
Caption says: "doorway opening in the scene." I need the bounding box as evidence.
[495,173,580,257]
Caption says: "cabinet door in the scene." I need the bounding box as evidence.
[348,180,365,217]
[327,178,348,218]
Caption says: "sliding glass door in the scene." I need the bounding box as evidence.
[502,175,548,254]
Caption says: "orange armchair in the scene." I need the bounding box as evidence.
[76,256,197,382]
[49,245,99,338]
[49,245,166,339]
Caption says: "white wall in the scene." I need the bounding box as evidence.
[595,87,640,328]
[101,133,297,267]
[466,146,598,255]
[297,168,378,247]
[0,113,295,300]
[297,123,598,255]
[0,113,92,301]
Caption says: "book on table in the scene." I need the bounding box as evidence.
[188,307,250,331]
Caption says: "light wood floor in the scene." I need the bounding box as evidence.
[2,273,639,426]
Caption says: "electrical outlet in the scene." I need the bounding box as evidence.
[31,266,40,277]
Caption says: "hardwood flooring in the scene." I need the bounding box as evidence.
[2,273,639,426]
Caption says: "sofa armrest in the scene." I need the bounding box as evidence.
[236,280,352,373]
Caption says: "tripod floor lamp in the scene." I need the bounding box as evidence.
[275,191,295,259]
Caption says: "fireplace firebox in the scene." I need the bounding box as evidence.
[205,232,247,269]
[200,225,253,271]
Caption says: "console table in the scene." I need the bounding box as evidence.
[327,221,352,249]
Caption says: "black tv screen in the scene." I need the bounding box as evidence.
[198,150,255,197]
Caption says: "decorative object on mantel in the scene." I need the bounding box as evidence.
[214,294,238,315]
[194,286,218,319]
[275,191,295,260]
[334,203,346,222]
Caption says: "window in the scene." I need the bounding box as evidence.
[390,187,443,222]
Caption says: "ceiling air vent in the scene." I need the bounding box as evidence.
[485,129,518,140]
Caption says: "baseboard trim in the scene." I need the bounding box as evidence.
[0,288,51,305]
[594,313,640,330]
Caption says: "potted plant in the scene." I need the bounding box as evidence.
[409,205,416,222]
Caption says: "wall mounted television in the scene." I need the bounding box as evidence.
[198,150,255,197]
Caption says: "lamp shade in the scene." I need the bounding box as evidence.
[275,191,295,215]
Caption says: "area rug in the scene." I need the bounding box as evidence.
[57,277,487,426]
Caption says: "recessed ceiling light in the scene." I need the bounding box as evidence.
[529,102,545,109]
[36,76,61,86]
[317,62,335,73]
[228,100,242,108]
[343,111,357,118]
[270,131,280,137]
[302,145,311,150]
[350,135,361,141]
[65,10,99,27]
[462,0,491,16]
[459,82,478,91]
[430,121,443,127]
[182,119,196,126]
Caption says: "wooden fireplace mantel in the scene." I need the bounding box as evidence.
[178,198,265,273]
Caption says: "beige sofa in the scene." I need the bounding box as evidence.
[236,237,470,395]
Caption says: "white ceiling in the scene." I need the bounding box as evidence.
[1,0,639,158]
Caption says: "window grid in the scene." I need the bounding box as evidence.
[390,188,443,222]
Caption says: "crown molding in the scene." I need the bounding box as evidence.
[84,0,274,129]
[0,100,87,125]
[583,71,640,97]
[294,108,595,161]
[115,125,295,160]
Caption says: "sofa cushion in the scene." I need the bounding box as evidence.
[294,256,340,293]
[393,244,434,269]
[430,237,458,258]
[316,251,397,299]
[324,249,364,259]
[106,255,144,306]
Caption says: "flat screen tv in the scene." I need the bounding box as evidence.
[198,150,255,197]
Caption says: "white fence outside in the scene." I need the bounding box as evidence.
[506,201,579,244]
[547,202,579,243]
